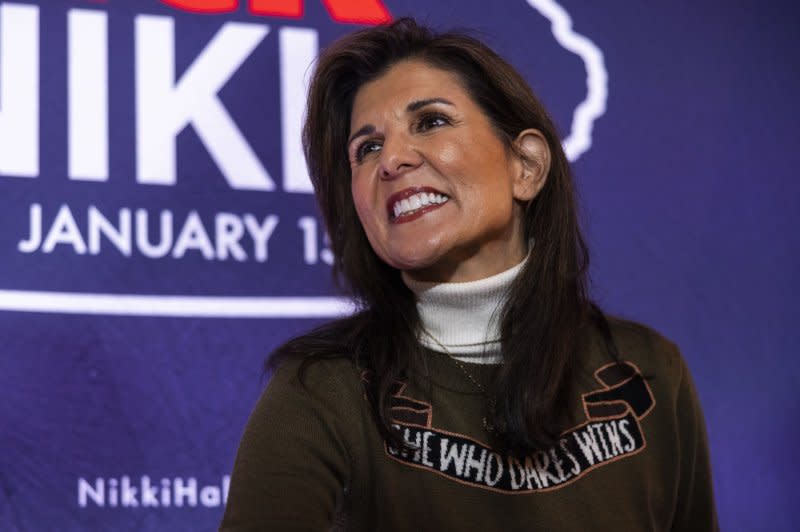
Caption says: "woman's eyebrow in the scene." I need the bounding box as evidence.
[347,98,455,147]
[406,97,455,112]
[348,125,375,148]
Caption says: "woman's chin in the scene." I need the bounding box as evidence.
[388,257,461,284]
[376,238,446,269]
[383,251,444,276]
[389,257,438,273]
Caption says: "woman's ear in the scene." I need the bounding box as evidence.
[511,129,550,202]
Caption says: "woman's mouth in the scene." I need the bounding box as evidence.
[387,187,450,223]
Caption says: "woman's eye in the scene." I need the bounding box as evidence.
[355,140,381,162]
[417,113,450,132]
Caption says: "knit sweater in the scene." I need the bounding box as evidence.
[220,318,718,531]
[402,258,525,363]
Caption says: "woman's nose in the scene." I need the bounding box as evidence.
[378,134,423,179]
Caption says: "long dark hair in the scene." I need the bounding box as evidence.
[274,18,605,455]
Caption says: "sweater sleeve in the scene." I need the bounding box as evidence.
[220,359,353,532]
[671,354,719,532]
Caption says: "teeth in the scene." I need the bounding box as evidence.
[392,192,448,218]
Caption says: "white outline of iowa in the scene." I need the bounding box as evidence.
[526,0,608,161]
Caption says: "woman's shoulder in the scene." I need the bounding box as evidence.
[267,354,361,406]
[249,352,365,452]
[604,315,679,352]
[270,354,361,392]
[591,314,687,388]
[265,316,367,401]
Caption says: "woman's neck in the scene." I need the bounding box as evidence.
[402,257,526,364]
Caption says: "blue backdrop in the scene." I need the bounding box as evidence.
[0,0,797,530]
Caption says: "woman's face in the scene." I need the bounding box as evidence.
[348,60,544,283]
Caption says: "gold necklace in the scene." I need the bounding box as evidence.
[421,329,497,434]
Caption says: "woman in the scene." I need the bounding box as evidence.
[221,18,717,531]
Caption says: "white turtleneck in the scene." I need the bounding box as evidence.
[401,258,526,364]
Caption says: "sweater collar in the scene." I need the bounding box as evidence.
[401,258,526,363]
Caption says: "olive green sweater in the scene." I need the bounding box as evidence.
[220,319,718,531]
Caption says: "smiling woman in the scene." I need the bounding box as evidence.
[220,18,718,531]
[348,60,546,282]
